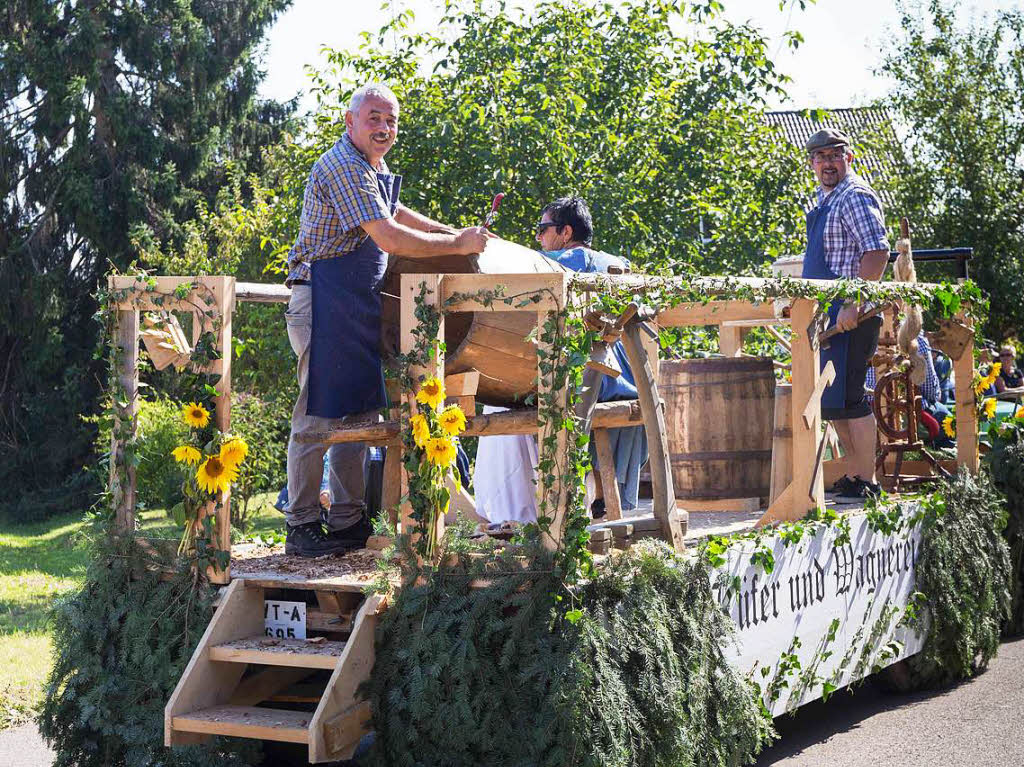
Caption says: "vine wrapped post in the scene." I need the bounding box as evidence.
[196,277,235,584]
[536,272,570,551]
[399,273,445,554]
[953,310,979,473]
[109,293,139,534]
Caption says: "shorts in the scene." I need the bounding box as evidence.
[821,316,883,421]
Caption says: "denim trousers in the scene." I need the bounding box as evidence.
[285,285,370,532]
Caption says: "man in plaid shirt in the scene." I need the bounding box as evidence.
[283,83,493,557]
[802,128,890,502]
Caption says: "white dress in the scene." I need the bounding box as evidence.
[472,405,539,524]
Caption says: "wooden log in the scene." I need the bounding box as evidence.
[621,321,685,551]
[656,300,777,327]
[235,281,290,303]
[593,428,623,522]
[110,307,140,534]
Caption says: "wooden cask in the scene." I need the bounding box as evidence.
[380,239,568,407]
[660,357,776,500]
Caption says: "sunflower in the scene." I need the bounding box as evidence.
[439,405,467,436]
[415,377,446,410]
[182,401,210,428]
[196,455,238,495]
[1016,409,1024,420]
[425,436,457,467]
[219,437,249,468]
[171,445,202,466]
[983,397,998,420]
[942,415,956,438]
[410,414,430,448]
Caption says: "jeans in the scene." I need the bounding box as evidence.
[285,285,370,531]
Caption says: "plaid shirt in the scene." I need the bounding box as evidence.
[866,333,940,404]
[285,134,393,284]
[816,172,890,278]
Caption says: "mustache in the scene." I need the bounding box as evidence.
[371,132,392,141]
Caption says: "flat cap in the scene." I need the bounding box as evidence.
[805,128,852,154]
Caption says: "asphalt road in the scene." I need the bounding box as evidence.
[4,638,1022,767]
[756,636,1024,767]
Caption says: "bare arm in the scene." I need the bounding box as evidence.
[394,203,457,234]
[361,216,493,258]
[858,249,889,281]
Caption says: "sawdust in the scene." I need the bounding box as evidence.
[230,543,388,582]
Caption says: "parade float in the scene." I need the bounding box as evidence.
[40,235,1016,767]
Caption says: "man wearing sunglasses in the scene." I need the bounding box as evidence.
[802,129,890,502]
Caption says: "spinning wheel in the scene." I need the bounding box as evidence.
[872,357,951,491]
[873,367,915,442]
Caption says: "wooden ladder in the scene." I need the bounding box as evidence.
[164,578,383,763]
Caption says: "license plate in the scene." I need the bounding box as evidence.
[264,599,306,639]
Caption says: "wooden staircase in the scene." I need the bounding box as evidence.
[165,577,382,763]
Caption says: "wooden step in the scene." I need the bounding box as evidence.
[172,705,310,743]
[209,637,346,669]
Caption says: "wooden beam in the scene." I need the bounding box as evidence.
[229,668,312,707]
[801,360,836,428]
[235,281,290,303]
[399,274,445,550]
[382,445,401,531]
[718,325,746,357]
[788,298,825,521]
[110,306,139,534]
[621,321,685,551]
[656,300,777,328]
[109,275,228,313]
[593,428,623,522]
[954,310,979,473]
[440,273,566,313]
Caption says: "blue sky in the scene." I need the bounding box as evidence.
[258,0,1021,112]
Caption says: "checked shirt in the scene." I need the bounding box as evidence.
[815,172,890,279]
[285,133,393,285]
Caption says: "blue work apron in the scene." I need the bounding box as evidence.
[307,172,402,418]
[802,192,848,411]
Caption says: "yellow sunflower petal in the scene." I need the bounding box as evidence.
[942,415,956,438]
[182,401,210,428]
[172,445,202,466]
[983,398,997,419]
[439,406,466,436]
[196,455,238,496]
[425,437,457,467]
[219,437,249,468]
[410,414,431,448]
[415,377,446,410]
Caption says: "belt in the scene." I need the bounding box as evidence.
[290,279,309,286]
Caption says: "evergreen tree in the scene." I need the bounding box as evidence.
[0,0,294,518]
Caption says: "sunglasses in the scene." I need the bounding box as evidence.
[536,221,559,235]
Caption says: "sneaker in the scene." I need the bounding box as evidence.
[827,475,857,495]
[836,477,882,504]
[285,521,351,557]
[326,515,372,550]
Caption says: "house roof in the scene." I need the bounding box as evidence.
[766,107,902,211]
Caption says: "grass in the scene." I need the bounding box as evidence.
[0,493,284,730]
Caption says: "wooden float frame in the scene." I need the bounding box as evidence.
[108,272,979,580]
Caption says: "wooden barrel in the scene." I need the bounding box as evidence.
[380,239,568,407]
[660,357,776,500]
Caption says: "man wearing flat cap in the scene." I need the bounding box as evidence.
[801,128,890,502]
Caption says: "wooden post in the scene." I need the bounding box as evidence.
[768,383,793,507]
[195,277,234,585]
[718,325,746,357]
[110,303,140,534]
[788,298,825,518]
[621,321,685,551]
[399,274,445,551]
[593,428,623,521]
[538,274,571,551]
[954,311,979,473]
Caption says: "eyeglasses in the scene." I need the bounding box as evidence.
[811,149,848,164]
[536,221,559,235]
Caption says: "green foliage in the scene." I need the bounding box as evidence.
[878,0,1024,339]
[364,541,772,767]
[0,0,294,518]
[227,391,290,534]
[39,538,260,767]
[907,469,1011,685]
[255,0,811,279]
[984,439,1024,635]
[135,397,192,511]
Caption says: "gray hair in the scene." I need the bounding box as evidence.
[348,83,399,115]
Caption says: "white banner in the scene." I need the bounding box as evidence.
[711,510,926,716]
